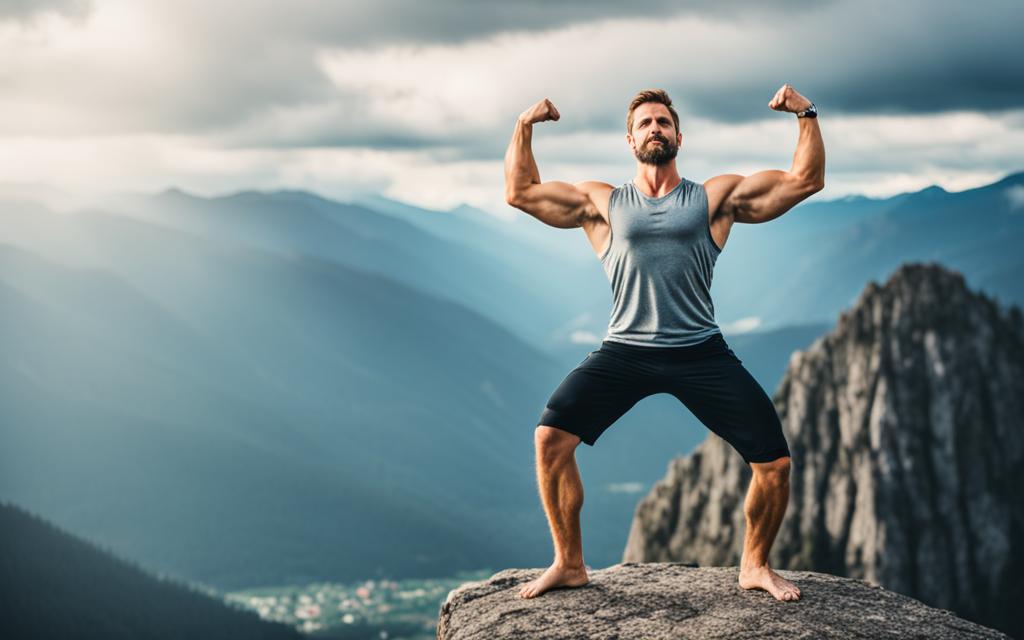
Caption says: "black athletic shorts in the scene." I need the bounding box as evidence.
[538,332,790,464]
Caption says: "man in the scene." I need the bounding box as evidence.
[504,84,825,602]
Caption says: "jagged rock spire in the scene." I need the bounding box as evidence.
[623,262,1024,637]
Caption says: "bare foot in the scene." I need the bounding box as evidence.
[518,564,589,598]
[738,565,802,602]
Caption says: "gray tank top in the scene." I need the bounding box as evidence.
[599,177,723,347]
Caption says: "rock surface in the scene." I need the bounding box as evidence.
[436,563,1006,639]
[622,263,1024,638]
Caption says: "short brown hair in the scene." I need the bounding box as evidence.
[626,89,680,135]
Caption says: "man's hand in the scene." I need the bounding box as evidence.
[519,98,561,126]
[768,84,813,114]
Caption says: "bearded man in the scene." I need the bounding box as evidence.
[504,84,825,602]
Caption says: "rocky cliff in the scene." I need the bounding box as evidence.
[623,262,1024,638]
[437,563,1007,639]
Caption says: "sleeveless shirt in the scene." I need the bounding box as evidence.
[599,177,723,347]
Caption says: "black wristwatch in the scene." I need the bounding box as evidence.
[797,102,817,118]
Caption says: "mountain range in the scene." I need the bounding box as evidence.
[2,171,1021,593]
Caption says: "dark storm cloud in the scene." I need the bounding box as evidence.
[219,0,1024,154]
[673,0,1024,122]
[252,0,831,48]
[4,0,1022,154]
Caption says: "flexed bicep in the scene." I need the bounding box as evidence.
[721,170,821,224]
[508,180,594,229]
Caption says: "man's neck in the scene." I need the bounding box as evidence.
[633,164,682,198]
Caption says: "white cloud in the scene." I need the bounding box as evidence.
[479,380,505,408]
[1006,185,1024,212]
[606,482,646,494]
[4,107,1022,217]
[312,14,755,138]
[569,330,602,345]
[721,316,762,334]
[0,134,394,203]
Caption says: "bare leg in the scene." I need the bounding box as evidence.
[738,455,802,601]
[519,426,591,598]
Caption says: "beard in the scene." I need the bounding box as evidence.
[635,135,679,166]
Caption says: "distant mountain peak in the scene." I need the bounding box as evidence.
[449,202,480,214]
[846,261,969,319]
[993,169,1024,187]
[839,261,1021,338]
[836,194,870,203]
[157,186,198,200]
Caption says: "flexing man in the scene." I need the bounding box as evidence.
[504,84,825,602]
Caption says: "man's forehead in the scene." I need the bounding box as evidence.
[633,103,673,122]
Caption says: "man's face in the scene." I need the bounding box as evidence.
[628,103,680,166]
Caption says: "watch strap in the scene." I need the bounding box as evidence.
[797,102,818,118]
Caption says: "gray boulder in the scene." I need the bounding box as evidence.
[437,563,1006,639]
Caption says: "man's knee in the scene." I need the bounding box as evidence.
[751,455,791,487]
[535,425,581,461]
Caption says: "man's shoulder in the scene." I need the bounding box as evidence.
[575,180,617,210]
[573,180,617,195]
[703,174,745,194]
[572,181,617,225]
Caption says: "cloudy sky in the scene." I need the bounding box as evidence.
[2,0,1022,216]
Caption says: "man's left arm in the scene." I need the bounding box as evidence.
[708,84,825,224]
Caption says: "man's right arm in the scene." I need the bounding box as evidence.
[504,99,597,229]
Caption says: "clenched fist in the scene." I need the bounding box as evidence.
[768,84,813,114]
[519,98,560,126]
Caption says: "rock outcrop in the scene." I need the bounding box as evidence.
[623,263,1024,638]
[436,563,1007,639]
